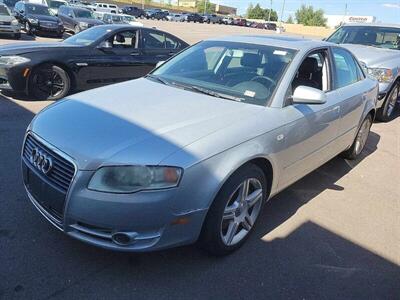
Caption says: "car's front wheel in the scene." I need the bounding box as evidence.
[29,65,71,101]
[341,114,372,160]
[199,163,267,256]
[376,82,399,122]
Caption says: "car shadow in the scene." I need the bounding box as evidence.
[1,95,397,299]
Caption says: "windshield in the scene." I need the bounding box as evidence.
[327,26,400,50]
[49,1,66,8]
[63,26,110,45]
[26,4,50,15]
[0,5,10,15]
[123,15,135,22]
[152,41,296,106]
[74,9,93,18]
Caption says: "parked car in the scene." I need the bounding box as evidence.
[101,12,143,26]
[264,22,277,31]
[202,13,222,24]
[185,12,203,23]
[166,13,182,22]
[146,9,168,20]
[0,2,20,38]
[250,22,264,29]
[222,15,233,25]
[20,36,377,255]
[233,18,247,26]
[120,5,145,18]
[48,0,67,15]
[144,8,160,18]
[91,2,118,14]
[327,23,400,121]
[0,25,188,100]
[58,5,103,33]
[13,1,64,37]
[1,0,19,9]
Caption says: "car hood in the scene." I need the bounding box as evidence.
[30,78,264,170]
[341,44,400,67]
[27,13,59,22]
[0,15,15,22]
[0,42,81,55]
[75,17,104,25]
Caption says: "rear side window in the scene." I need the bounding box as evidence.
[332,48,359,89]
[143,31,165,49]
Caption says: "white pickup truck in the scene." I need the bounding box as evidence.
[327,23,400,121]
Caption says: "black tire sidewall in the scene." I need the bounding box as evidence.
[377,82,399,122]
[199,163,267,255]
[29,65,70,101]
[341,114,372,160]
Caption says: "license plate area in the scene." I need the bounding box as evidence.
[23,161,66,222]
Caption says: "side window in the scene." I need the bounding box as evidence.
[108,30,138,49]
[332,48,359,89]
[165,35,179,49]
[143,31,165,49]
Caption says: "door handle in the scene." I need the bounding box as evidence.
[130,52,140,56]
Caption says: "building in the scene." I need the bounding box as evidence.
[176,1,237,15]
[325,15,376,29]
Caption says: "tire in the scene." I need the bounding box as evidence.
[341,114,372,160]
[74,25,80,34]
[198,163,267,256]
[25,22,32,35]
[14,33,21,39]
[28,65,71,101]
[376,82,399,122]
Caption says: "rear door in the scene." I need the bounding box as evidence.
[140,28,184,72]
[331,47,367,148]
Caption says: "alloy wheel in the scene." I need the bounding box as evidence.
[354,117,372,155]
[220,178,263,246]
[32,68,66,99]
[386,85,399,117]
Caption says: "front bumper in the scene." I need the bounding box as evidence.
[21,138,207,252]
[0,24,20,34]
[30,23,64,35]
[0,63,30,93]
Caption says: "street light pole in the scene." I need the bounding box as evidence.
[280,0,286,25]
[204,0,207,14]
[268,0,272,22]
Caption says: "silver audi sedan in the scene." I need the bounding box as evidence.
[22,36,378,255]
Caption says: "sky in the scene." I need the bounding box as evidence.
[214,0,400,23]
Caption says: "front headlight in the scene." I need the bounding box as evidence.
[28,18,39,25]
[88,165,183,193]
[11,19,19,26]
[367,68,394,83]
[79,22,88,28]
[0,56,30,66]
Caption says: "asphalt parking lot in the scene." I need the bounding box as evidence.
[1,21,400,299]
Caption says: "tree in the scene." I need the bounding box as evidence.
[295,5,327,26]
[246,3,278,21]
[286,15,294,24]
[197,0,216,14]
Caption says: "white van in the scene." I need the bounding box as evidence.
[92,2,118,14]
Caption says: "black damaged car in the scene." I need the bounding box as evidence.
[0,25,188,100]
[13,1,64,37]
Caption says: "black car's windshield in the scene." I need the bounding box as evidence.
[74,9,93,18]
[63,26,110,45]
[151,41,296,106]
[327,26,400,50]
[49,1,66,9]
[26,4,50,15]
[0,5,10,15]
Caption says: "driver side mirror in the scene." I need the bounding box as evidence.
[98,41,113,49]
[292,86,327,105]
[68,13,73,17]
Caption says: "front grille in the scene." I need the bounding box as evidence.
[40,21,57,28]
[23,134,75,193]
[0,21,11,25]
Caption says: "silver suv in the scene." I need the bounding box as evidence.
[0,3,20,39]
[327,23,400,121]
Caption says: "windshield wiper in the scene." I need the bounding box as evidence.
[146,74,170,86]
[188,85,244,102]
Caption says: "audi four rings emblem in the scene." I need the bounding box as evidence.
[30,147,53,175]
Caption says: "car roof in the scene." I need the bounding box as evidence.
[341,22,400,29]
[208,35,332,51]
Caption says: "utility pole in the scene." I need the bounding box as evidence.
[267,0,272,22]
[141,0,144,10]
[280,0,285,25]
[204,0,207,14]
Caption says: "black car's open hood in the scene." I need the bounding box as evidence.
[0,42,81,56]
